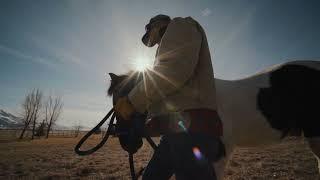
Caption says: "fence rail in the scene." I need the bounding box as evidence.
[0,129,92,140]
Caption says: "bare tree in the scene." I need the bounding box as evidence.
[74,123,82,138]
[19,92,33,139]
[31,90,42,140]
[19,89,42,139]
[45,95,63,138]
[35,119,46,137]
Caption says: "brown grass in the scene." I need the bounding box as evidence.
[225,138,319,180]
[0,136,319,179]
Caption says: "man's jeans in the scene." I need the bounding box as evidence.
[142,133,225,180]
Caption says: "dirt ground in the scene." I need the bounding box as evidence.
[0,136,319,180]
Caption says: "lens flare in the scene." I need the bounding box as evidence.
[178,120,187,132]
[192,147,203,160]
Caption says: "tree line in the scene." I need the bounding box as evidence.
[19,89,63,140]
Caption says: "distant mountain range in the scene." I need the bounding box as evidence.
[0,109,24,129]
[0,109,70,130]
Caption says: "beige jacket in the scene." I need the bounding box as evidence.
[128,17,217,119]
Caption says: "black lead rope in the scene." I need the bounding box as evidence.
[74,108,115,156]
[74,108,157,180]
[145,135,158,150]
[129,153,137,180]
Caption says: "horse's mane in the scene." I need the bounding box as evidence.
[107,71,142,96]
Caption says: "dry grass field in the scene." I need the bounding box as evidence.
[0,135,319,179]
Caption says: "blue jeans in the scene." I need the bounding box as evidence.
[142,133,225,180]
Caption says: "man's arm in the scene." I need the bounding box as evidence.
[128,18,202,113]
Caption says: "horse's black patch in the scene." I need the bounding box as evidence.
[257,64,320,138]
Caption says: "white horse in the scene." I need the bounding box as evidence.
[108,60,320,179]
[214,60,320,179]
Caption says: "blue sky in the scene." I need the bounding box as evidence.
[1,0,319,128]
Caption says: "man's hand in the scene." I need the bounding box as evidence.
[114,96,135,120]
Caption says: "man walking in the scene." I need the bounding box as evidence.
[115,14,225,180]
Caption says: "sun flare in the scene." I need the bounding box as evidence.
[131,55,153,72]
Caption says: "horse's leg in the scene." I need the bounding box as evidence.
[213,140,234,180]
[307,137,320,174]
[213,156,229,180]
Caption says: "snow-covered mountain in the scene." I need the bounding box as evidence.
[0,109,73,130]
[0,109,23,129]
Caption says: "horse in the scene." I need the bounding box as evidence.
[107,60,320,179]
[214,60,320,179]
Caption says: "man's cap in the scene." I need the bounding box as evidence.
[149,14,171,24]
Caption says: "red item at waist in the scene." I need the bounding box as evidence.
[183,109,223,137]
[146,109,223,137]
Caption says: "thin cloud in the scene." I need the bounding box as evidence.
[218,5,258,51]
[30,36,88,68]
[59,107,106,128]
[201,8,212,17]
[62,90,109,112]
[0,44,58,69]
[58,90,111,128]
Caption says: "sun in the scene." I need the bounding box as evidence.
[131,54,153,72]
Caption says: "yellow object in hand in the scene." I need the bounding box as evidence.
[114,96,135,120]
